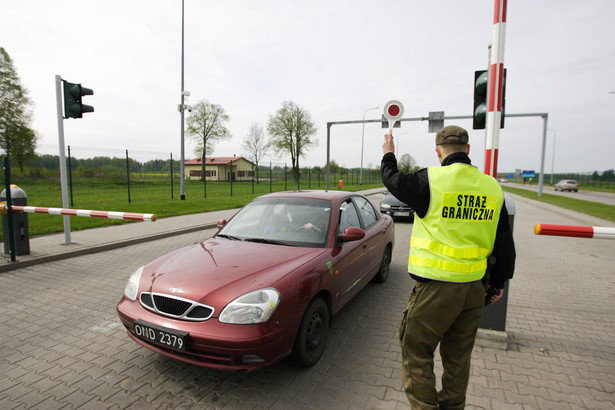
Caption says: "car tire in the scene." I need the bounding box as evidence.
[292,298,329,367]
[373,246,391,283]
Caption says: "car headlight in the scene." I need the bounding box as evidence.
[380,203,391,210]
[124,266,144,301]
[219,288,280,324]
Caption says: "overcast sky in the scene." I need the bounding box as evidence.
[2,0,614,174]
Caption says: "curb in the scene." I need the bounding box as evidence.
[0,222,219,273]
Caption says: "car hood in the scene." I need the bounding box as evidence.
[140,237,325,313]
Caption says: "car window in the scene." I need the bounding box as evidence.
[354,196,378,229]
[338,199,361,234]
[219,197,332,248]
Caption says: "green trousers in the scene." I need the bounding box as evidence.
[399,279,484,410]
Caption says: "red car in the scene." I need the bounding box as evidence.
[117,191,394,371]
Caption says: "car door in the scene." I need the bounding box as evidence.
[352,196,382,275]
[334,197,371,307]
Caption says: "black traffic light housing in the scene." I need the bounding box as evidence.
[63,81,94,119]
[473,70,488,129]
[473,69,506,130]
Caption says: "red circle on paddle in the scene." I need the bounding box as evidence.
[388,105,401,117]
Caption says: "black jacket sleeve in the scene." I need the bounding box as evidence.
[488,202,516,288]
[380,152,431,218]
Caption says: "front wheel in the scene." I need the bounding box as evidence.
[292,298,329,367]
[373,246,391,283]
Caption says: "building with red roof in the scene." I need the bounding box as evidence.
[184,156,254,181]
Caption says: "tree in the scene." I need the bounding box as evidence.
[241,122,268,183]
[186,100,232,180]
[602,169,615,182]
[0,47,38,170]
[398,153,419,173]
[267,101,317,183]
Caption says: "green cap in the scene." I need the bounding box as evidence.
[436,125,469,145]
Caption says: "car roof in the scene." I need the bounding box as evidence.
[258,190,358,201]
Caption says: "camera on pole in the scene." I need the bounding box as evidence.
[63,81,94,119]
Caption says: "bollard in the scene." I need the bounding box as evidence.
[338,179,343,190]
[1,185,30,256]
[478,194,514,332]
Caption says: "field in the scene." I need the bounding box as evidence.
[3,170,614,240]
[1,172,384,238]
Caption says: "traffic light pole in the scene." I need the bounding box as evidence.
[55,75,71,245]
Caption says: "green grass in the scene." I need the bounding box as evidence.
[502,186,615,223]
[3,176,384,238]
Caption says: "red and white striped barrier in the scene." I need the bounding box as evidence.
[534,224,615,240]
[3,205,156,222]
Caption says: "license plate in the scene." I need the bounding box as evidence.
[394,211,410,217]
[134,320,188,352]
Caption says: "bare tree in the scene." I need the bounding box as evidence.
[186,100,231,180]
[267,101,317,183]
[241,122,268,183]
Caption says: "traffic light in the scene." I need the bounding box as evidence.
[63,80,94,119]
[473,69,506,129]
[473,70,488,129]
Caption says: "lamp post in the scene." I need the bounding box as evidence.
[395,132,408,158]
[548,129,556,185]
[360,106,379,185]
[179,0,187,200]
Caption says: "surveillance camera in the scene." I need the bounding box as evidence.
[186,105,193,112]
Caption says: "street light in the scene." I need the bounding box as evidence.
[395,132,409,158]
[360,106,379,185]
[179,0,187,200]
[548,129,556,185]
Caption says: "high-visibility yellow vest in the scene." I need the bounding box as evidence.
[408,163,503,282]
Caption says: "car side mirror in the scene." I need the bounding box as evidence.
[338,227,365,243]
[217,219,227,230]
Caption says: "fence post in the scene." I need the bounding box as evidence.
[230,158,234,196]
[68,146,74,207]
[170,153,174,198]
[126,150,131,204]
[3,156,16,262]
[284,164,287,191]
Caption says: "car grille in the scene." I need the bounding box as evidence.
[140,292,214,321]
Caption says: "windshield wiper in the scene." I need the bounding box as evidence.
[216,234,243,241]
[244,238,295,246]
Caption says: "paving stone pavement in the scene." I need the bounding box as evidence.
[0,189,614,409]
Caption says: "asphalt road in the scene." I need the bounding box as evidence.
[1,193,614,409]
[504,182,615,206]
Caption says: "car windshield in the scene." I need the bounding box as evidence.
[218,197,332,248]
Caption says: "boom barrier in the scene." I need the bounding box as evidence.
[1,204,156,222]
[534,223,615,240]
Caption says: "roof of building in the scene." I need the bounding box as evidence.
[185,156,253,166]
